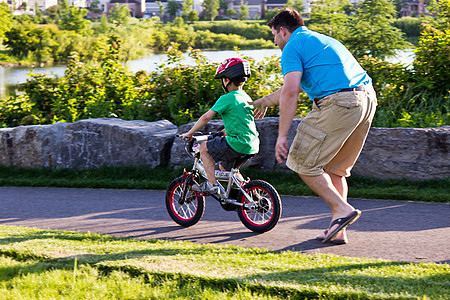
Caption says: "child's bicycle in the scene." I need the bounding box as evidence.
[165,131,282,233]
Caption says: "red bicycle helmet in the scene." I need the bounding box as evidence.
[214,58,251,81]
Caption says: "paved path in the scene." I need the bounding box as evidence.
[0,187,449,264]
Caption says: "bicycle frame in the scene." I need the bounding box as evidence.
[185,134,258,210]
[168,132,282,233]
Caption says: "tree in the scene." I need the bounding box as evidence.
[284,0,305,14]
[239,3,249,20]
[44,5,60,23]
[344,0,411,59]
[413,24,450,95]
[89,0,102,14]
[4,23,58,63]
[58,0,90,33]
[182,0,194,21]
[166,0,181,20]
[309,0,350,39]
[202,0,219,21]
[427,0,450,30]
[0,3,12,43]
[187,10,199,22]
[93,14,110,34]
[156,1,165,17]
[226,8,237,18]
[109,3,131,25]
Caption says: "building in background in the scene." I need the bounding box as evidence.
[108,0,146,17]
[399,0,427,16]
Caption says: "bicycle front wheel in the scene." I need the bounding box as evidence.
[165,175,205,227]
[237,180,282,233]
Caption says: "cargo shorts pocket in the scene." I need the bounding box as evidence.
[288,122,327,168]
[333,98,362,109]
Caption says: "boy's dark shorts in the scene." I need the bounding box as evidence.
[206,137,243,170]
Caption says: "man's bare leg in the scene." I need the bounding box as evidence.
[314,172,349,240]
[299,172,355,241]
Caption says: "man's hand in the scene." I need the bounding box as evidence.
[275,135,288,164]
[249,98,268,120]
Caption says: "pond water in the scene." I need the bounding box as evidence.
[0,48,415,98]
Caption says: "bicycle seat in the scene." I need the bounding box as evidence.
[232,154,255,169]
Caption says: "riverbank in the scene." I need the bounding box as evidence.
[1,48,416,96]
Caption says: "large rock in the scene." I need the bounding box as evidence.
[170,119,449,180]
[0,118,177,169]
[0,122,67,168]
[353,126,449,180]
[1,118,448,180]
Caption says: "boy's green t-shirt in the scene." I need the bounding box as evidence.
[210,90,259,155]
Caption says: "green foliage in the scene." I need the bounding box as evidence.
[191,20,273,41]
[109,3,131,25]
[238,4,249,20]
[343,0,411,59]
[413,24,450,95]
[166,0,181,18]
[134,44,282,124]
[4,23,59,64]
[58,4,90,33]
[0,3,12,43]
[284,0,305,13]
[392,16,431,38]
[308,0,350,40]
[182,0,194,21]
[0,41,282,127]
[360,51,449,128]
[202,0,220,21]
[1,17,273,66]
[427,0,450,30]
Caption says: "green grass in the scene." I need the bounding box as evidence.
[0,226,448,300]
[0,165,448,203]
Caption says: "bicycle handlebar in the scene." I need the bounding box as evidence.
[177,131,224,156]
[176,131,224,142]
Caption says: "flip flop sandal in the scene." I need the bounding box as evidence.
[316,230,348,244]
[322,209,361,244]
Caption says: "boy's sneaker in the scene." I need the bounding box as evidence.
[192,182,220,195]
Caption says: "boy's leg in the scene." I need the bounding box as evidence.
[192,141,220,195]
[199,142,217,185]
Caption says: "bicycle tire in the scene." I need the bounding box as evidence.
[165,175,205,227]
[237,180,282,233]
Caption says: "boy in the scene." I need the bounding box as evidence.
[181,58,259,195]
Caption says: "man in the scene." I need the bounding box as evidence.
[252,9,377,243]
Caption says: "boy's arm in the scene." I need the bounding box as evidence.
[181,110,217,140]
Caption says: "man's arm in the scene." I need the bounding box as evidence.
[276,71,303,163]
[250,88,283,120]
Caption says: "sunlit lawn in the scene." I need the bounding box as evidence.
[0,226,448,299]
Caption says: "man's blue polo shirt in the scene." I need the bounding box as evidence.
[281,26,371,100]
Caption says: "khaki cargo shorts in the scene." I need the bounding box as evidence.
[286,84,378,177]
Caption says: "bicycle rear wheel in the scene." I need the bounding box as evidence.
[237,180,282,233]
[166,175,205,227]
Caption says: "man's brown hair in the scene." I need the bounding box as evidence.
[267,9,305,33]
